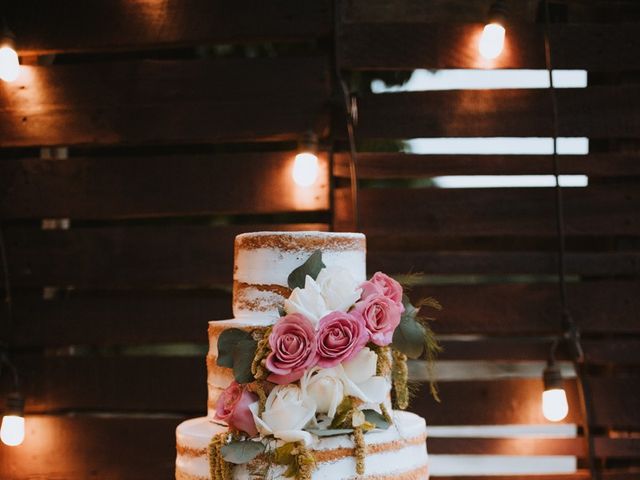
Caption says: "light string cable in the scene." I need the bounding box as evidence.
[542,1,598,478]
[0,219,20,393]
[333,0,359,231]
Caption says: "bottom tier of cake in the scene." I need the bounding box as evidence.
[176,410,429,480]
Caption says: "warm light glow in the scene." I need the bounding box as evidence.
[292,152,319,187]
[479,23,506,60]
[0,45,20,82]
[1,415,25,446]
[542,388,569,422]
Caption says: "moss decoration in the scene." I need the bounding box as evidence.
[353,426,366,475]
[208,432,233,480]
[371,344,392,376]
[274,441,317,480]
[246,381,268,415]
[392,350,409,410]
[380,402,393,425]
[251,327,272,381]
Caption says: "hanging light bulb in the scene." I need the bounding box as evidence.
[292,132,319,187]
[0,20,19,82]
[542,362,569,422]
[478,1,507,60]
[1,392,25,446]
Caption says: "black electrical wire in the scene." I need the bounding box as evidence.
[542,1,599,478]
[333,0,360,231]
[0,219,21,394]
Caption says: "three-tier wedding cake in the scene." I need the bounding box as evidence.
[176,231,432,480]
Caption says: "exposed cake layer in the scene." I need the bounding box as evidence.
[176,411,429,480]
[233,231,366,318]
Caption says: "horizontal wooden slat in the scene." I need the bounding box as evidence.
[356,87,640,139]
[411,378,640,428]
[335,185,640,236]
[340,22,640,70]
[0,152,329,219]
[4,282,637,348]
[2,223,328,288]
[342,0,640,24]
[18,356,206,414]
[412,283,640,336]
[369,251,640,276]
[430,436,638,458]
[334,153,640,179]
[0,414,182,479]
[434,473,640,480]
[0,57,330,146]
[15,354,640,428]
[6,0,332,54]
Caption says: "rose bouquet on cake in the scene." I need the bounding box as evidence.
[210,251,440,479]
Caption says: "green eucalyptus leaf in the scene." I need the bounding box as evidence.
[392,314,426,359]
[287,250,325,290]
[232,338,258,384]
[305,428,354,437]
[217,328,254,368]
[402,294,419,319]
[221,440,265,464]
[363,410,390,430]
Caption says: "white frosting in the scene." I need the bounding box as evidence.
[235,249,366,286]
[176,411,428,480]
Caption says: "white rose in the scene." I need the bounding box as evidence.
[301,367,344,420]
[250,384,317,445]
[316,266,362,313]
[340,347,390,405]
[284,275,330,325]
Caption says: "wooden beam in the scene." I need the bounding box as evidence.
[355,87,640,139]
[5,0,332,55]
[0,57,330,146]
[0,152,330,219]
[333,153,640,179]
[340,22,640,71]
[335,185,640,236]
[2,224,329,288]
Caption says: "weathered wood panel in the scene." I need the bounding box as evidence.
[335,186,640,236]
[368,251,640,277]
[0,415,182,480]
[340,22,640,70]
[2,224,328,288]
[356,87,640,139]
[6,0,332,54]
[0,57,330,146]
[4,282,638,348]
[0,152,330,219]
[333,153,640,179]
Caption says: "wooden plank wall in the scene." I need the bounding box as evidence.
[0,0,638,478]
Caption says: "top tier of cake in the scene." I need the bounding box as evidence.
[232,231,366,318]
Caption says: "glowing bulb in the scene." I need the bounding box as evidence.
[0,45,20,82]
[478,23,506,60]
[1,415,25,446]
[542,388,569,422]
[292,152,319,187]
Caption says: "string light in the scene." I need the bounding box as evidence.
[292,132,319,187]
[1,392,25,447]
[542,363,569,422]
[478,1,507,60]
[0,19,19,83]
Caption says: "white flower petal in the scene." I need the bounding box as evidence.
[316,266,362,312]
[342,347,378,384]
[275,430,314,446]
[356,377,390,404]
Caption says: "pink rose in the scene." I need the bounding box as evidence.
[353,294,402,346]
[266,313,318,384]
[361,272,404,311]
[214,381,259,436]
[316,311,368,368]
